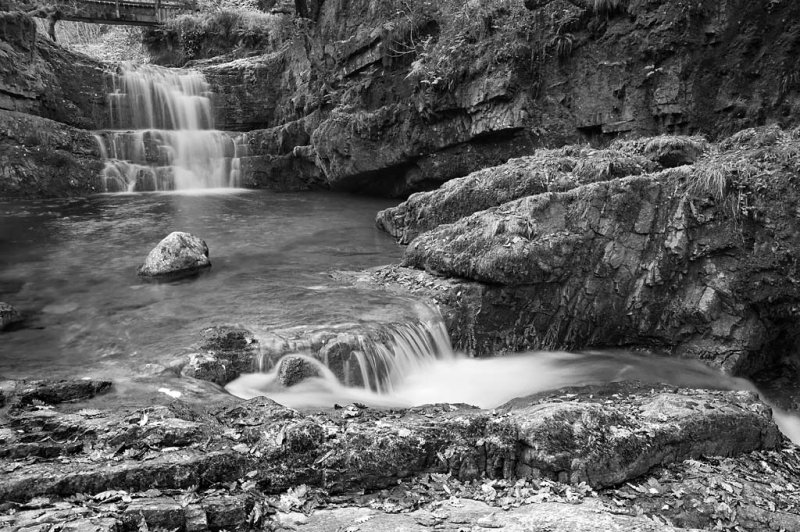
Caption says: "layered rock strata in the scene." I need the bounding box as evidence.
[0,378,795,531]
[364,127,800,378]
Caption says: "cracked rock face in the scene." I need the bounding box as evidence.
[376,145,663,245]
[0,378,793,531]
[371,127,800,376]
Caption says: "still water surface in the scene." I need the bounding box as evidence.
[0,190,403,379]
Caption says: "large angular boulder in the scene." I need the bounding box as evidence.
[137,232,211,280]
[376,146,658,244]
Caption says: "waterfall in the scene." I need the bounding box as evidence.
[225,303,457,405]
[332,317,455,394]
[96,64,244,192]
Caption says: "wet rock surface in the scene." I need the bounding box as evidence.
[0,302,22,331]
[0,378,112,408]
[137,232,212,280]
[0,378,795,531]
[206,315,450,390]
[177,326,260,386]
[276,355,322,387]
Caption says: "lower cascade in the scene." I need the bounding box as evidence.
[224,304,800,447]
[95,63,245,192]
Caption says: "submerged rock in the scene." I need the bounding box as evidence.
[200,325,256,352]
[137,232,211,279]
[0,302,22,331]
[0,378,112,407]
[180,325,259,385]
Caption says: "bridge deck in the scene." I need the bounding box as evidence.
[41,0,198,26]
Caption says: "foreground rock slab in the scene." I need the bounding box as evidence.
[137,231,211,280]
[303,498,693,531]
[0,377,797,530]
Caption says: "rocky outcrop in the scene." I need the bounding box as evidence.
[235,117,327,191]
[0,110,104,197]
[0,11,107,130]
[361,128,800,378]
[507,384,780,487]
[0,378,112,407]
[201,41,312,132]
[377,144,665,244]
[137,232,211,280]
[311,97,539,197]
[0,10,109,197]
[181,0,800,198]
[6,0,800,198]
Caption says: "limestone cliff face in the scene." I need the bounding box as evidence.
[0,11,108,197]
[0,11,108,130]
[192,0,800,196]
[0,110,104,197]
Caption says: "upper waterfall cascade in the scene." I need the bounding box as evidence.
[96,64,244,192]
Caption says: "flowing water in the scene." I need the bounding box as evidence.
[4,63,799,444]
[95,64,243,192]
[1,190,798,443]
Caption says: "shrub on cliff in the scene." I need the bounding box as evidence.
[148,7,292,65]
[395,0,594,115]
[612,135,709,168]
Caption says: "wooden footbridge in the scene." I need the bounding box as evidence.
[33,0,198,26]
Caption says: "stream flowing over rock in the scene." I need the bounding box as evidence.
[137,232,211,279]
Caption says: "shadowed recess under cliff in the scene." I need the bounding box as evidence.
[95,64,246,191]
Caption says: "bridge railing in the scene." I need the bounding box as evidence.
[79,0,197,9]
[56,0,199,25]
